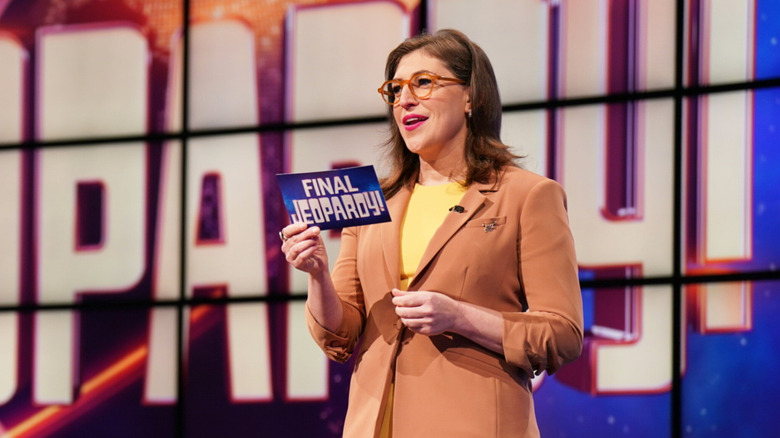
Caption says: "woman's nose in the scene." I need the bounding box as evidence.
[395,84,418,107]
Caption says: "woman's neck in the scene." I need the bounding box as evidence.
[417,164,465,186]
[417,151,466,186]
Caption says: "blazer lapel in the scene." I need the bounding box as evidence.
[379,188,411,289]
[409,181,495,289]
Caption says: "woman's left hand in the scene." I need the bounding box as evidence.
[391,288,462,336]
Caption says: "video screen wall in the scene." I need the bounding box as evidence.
[1,0,778,436]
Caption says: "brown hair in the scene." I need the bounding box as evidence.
[380,29,519,198]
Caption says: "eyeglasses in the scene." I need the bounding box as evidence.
[377,72,466,105]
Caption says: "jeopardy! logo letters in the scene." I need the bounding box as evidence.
[276,165,391,230]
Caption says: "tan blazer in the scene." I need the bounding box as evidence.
[306,166,583,438]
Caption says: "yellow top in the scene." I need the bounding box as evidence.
[399,181,467,290]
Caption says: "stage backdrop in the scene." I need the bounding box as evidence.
[0,0,778,437]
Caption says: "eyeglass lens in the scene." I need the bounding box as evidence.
[384,73,435,104]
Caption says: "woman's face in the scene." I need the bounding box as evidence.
[392,50,471,163]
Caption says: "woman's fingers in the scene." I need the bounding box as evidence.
[280,221,309,243]
[280,225,326,273]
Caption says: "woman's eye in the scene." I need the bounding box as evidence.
[389,84,402,94]
[414,77,433,88]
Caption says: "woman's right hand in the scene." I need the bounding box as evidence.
[280,222,329,275]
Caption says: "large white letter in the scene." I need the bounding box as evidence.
[0,33,25,405]
[34,25,147,404]
[689,0,754,333]
[146,20,270,403]
[554,0,677,395]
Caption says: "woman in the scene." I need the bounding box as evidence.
[280,29,583,438]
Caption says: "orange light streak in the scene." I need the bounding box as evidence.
[6,303,219,437]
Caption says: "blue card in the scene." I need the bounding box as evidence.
[276,165,391,230]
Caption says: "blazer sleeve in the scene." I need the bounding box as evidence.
[305,226,366,363]
[502,178,584,376]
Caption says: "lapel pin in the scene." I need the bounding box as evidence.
[482,220,496,233]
